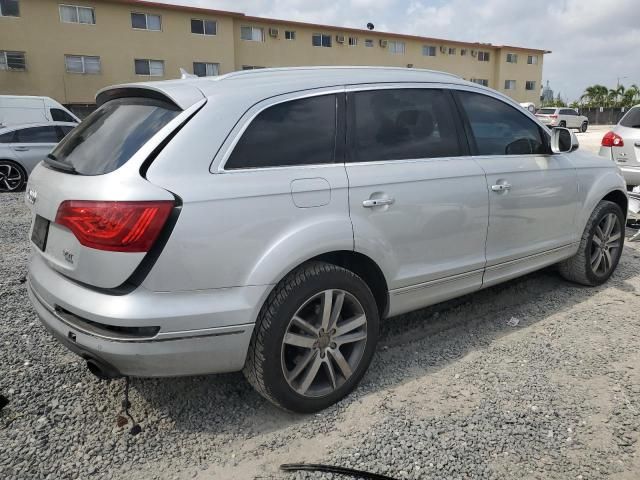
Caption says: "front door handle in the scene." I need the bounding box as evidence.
[13,146,29,152]
[491,183,512,192]
[363,197,395,208]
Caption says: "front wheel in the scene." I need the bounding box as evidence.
[0,160,26,192]
[581,121,588,133]
[558,200,624,286]
[243,262,379,413]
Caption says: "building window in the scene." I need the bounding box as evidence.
[422,45,436,56]
[460,49,467,56]
[478,51,490,62]
[388,40,405,54]
[285,30,295,40]
[240,26,264,41]
[312,33,332,47]
[448,47,456,55]
[191,18,216,35]
[504,80,516,90]
[527,55,538,65]
[470,78,489,87]
[134,59,164,76]
[131,12,161,31]
[59,5,95,24]
[364,39,373,47]
[0,0,19,16]
[506,53,518,63]
[193,62,219,77]
[525,80,536,91]
[348,36,358,46]
[241,65,265,70]
[0,51,26,71]
[65,55,100,74]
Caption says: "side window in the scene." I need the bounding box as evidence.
[50,108,76,122]
[225,94,337,169]
[457,91,546,156]
[350,88,461,162]
[55,125,74,141]
[0,131,16,143]
[15,126,60,143]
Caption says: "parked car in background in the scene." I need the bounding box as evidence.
[536,107,589,132]
[599,105,640,187]
[520,102,536,114]
[0,96,79,127]
[25,68,627,413]
[0,122,76,192]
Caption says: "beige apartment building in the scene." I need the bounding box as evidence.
[0,0,548,110]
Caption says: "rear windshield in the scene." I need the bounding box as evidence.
[49,97,181,175]
[537,109,556,115]
[620,107,640,128]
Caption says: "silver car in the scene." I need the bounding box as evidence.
[599,105,640,186]
[26,67,627,412]
[535,107,589,132]
[0,122,76,192]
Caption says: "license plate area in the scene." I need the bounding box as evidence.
[31,215,50,251]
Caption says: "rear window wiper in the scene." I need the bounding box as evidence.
[45,154,78,174]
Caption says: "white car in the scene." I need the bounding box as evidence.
[536,107,589,132]
[0,95,79,127]
[599,105,640,187]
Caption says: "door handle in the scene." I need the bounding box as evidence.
[13,146,29,151]
[362,197,395,208]
[491,183,512,192]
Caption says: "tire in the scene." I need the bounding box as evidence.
[559,121,567,128]
[243,261,380,413]
[581,121,588,133]
[558,200,624,286]
[0,160,27,192]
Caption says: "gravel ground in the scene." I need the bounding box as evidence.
[1,189,640,480]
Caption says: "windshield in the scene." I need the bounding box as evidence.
[49,97,181,175]
[620,107,640,128]
[537,109,556,115]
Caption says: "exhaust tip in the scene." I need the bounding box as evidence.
[86,358,121,380]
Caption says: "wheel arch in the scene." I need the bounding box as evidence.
[602,189,628,220]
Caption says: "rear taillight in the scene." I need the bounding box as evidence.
[550,115,558,119]
[601,131,624,147]
[55,200,174,252]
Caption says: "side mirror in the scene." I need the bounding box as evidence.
[551,127,579,153]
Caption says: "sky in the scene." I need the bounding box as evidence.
[153,0,640,102]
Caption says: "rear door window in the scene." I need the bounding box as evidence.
[348,88,461,162]
[620,107,640,128]
[0,131,16,143]
[50,108,77,122]
[225,94,337,169]
[49,97,181,175]
[457,91,547,155]
[16,126,60,143]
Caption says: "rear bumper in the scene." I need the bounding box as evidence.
[27,253,268,377]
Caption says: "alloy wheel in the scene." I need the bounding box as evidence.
[591,212,622,276]
[0,163,24,192]
[281,289,368,398]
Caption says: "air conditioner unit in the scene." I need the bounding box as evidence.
[379,39,388,48]
[406,63,414,68]
[471,50,477,57]
[268,28,279,38]
[440,46,447,54]
[336,35,345,43]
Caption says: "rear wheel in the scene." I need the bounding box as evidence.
[559,200,624,286]
[0,160,26,192]
[559,120,567,128]
[581,121,588,133]
[243,261,379,413]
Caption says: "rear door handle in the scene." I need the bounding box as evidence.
[13,146,29,151]
[362,198,395,208]
[491,183,512,192]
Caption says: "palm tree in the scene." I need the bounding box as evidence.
[609,85,625,107]
[580,84,608,107]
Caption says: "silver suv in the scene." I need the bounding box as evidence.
[26,67,627,412]
[535,107,589,132]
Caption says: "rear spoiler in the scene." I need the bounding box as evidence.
[96,82,206,110]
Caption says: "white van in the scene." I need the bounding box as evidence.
[0,95,80,126]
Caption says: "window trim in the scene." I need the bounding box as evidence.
[134,58,164,76]
[0,0,20,17]
[450,87,552,157]
[504,79,517,90]
[192,61,219,77]
[525,80,536,91]
[527,55,538,65]
[284,30,296,40]
[212,88,345,173]
[131,12,162,31]
[0,50,26,71]
[387,40,406,55]
[506,53,518,63]
[240,25,264,42]
[312,33,332,48]
[422,45,437,57]
[59,4,96,25]
[64,54,101,74]
[191,18,217,36]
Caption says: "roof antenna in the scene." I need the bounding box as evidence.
[179,68,197,79]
